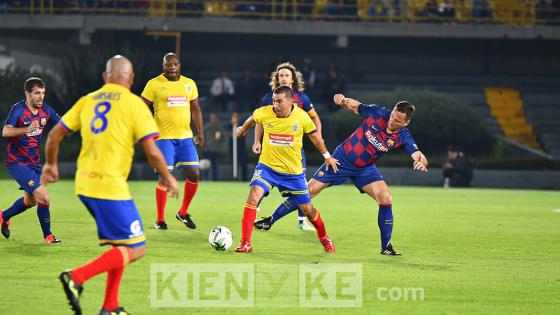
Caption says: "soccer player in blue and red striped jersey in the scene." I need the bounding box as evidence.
[0,77,61,244]
[255,62,322,231]
[255,93,429,256]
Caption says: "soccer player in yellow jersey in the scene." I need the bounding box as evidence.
[141,52,204,230]
[234,86,338,253]
[42,55,179,315]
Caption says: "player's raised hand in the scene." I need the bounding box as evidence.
[28,120,40,132]
[324,156,340,173]
[166,176,180,199]
[41,163,59,185]
[333,94,346,106]
[252,141,261,154]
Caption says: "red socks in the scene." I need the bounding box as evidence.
[103,266,124,311]
[241,203,257,243]
[179,180,198,216]
[71,246,130,285]
[309,210,328,239]
[155,184,168,223]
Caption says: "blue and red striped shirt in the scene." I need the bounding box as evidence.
[338,104,418,168]
[3,100,60,168]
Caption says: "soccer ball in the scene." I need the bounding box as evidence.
[208,226,233,251]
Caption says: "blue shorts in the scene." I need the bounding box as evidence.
[78,195,146,248]
[156,138,199,171]
[7,164,42,193]
[250,163,311,205]
[312,151,384,192]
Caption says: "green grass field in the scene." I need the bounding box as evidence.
[1,180,559,314]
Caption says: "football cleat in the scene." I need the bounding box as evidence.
[298,219,316,231]
[0,210,11,239]
[254,216,272,231]
[154,221,168,230]
[320,236,335,253]
[44,233,61,244]
[175,211,196,229]
[380,242,401,256]
[59,270,83,315]
[99,306,130,315]
[234,240,253,253]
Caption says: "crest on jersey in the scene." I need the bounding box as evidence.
[40,118,47,126]
[291,122,299,133]
[28,180,35,187]
[317,171,324,177]
[185,84,191,93]
[386,139,395,148]
[267,123,273,129]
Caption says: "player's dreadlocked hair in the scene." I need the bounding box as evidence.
[394,101,416,120]
[269,62,305,91]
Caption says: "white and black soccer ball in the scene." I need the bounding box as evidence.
[208,226,233,251]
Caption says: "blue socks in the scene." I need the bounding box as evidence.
[2,198,52,238]
[2,197,30,221]
[270,197,299,224]
[37,203,52,237]
[378,204,393,250]
[297,209,306,224]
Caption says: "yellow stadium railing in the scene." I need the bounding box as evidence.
[1,0,558,26]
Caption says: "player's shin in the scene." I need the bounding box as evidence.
[306,208,327,239]
[179,180,198,216]
[241,203,258,242]
[270,197,299,224]
[71,246,131,285]
[155,183,167,222]
[2,197,32,220]
[378,204,394,250]
[36,202,51,237]
[103,266,124,311]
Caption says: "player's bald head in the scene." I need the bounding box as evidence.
[103,55,134,88]
[163,52,179,64]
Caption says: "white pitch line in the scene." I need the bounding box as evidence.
[553,209,560,213]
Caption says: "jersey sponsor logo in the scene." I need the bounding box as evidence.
[269,133,294,147]
[23,119,31,125]
[370,124,379,132]
[167,96,188,107]
[129,220,143,238]
[26,128,43,137]
[365,130,388,152]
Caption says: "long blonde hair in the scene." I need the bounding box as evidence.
[269,62,305,91]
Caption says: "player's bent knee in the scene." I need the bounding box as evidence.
[377,192,392,205]
[129,245,146,262]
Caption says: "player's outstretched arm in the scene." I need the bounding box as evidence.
[308,131,339,173]
[411,151,429,172]
[191,99,205,148]
[253,123,263,154]
[141,138,180,198]
[2,121,40,138]
[333,94,361,114]
[42,123,69,184]
[236,116,256,138]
